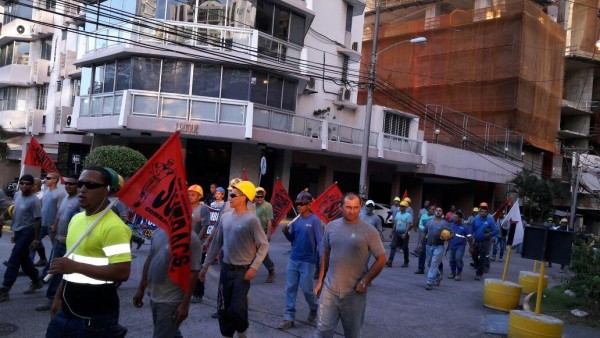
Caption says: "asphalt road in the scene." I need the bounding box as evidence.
[0,225,595,338]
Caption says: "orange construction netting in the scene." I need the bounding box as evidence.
[360,0,566,153]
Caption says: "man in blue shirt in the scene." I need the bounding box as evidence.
[279,192,322,330]
[415,205,435,274]
[470,203,498,280]
[386,201,412,268]
[448,212,471,281]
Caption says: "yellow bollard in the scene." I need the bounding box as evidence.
[518,271,548,295]
[483,278,522,312]
[508,310,563,338]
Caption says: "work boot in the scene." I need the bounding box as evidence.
[474,275,482,281]
[498,257,503,262]
[447,273,455,279]
[385,261,392,268]
[35,300,52,311]
[278,320,295,330]
[265,271,275,283]
[425,284,433,290]
[0,287,9,303]
[24,280,44,294]
[308,309,317,322]
[414,269,424,274]
[454,274,462,281]
[401,263,409,268]
[237,330,247,338]
[490,256,496,262]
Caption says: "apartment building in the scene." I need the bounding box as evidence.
[0,0,92,183]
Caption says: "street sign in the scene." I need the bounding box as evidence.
[260,156,267,175]
[72,154,80,164]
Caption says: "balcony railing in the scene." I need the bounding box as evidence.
[422,105,523,159]
[85,20,302,68]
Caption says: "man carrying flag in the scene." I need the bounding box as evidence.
[199,180,269,338]
[47,167,132,337]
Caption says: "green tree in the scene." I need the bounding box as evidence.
[83,145,147,178]
[508,169,566,222]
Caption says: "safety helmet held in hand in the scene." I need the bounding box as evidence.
[440,229,452,241]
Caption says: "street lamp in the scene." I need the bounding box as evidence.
[359,4,427,198]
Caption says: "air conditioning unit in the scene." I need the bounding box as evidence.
[65,114,73,128]
[338,88,351,101]
[351,42,358,51]
[307,77,316,90]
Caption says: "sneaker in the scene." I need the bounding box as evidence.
[278,320,295,330]
[425,284,433,290]
[211,312,219,319]
[490,256,496,262]
[265,271,275,283]
[23,280,44,294]
[448,273,455,279]
[0,288,9,303]
[410,251,419,257]
[237,330,247,338]
[498,258,503,262]
[474,275,482,281]
[35,302,51,311]
[385,261,392,268]
[454,274,462,281]
[308,309,317,322]
[414,269,424,274]
[401,263,409,268]
[34,259,48,267]
[190,296,202,303]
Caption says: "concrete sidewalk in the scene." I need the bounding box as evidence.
[0,225,597,337]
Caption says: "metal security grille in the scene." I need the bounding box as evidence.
[383,110,410,137]
[36,85,48,110]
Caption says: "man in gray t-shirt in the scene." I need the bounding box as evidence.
[133,228,202,338]
[34,174,65,266]
[314,193,386,338]
[1,174,44,303]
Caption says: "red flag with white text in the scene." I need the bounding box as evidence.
[116,131,192,292]
[270,179,293,234]
[402,190,408,200]
[311,183,343,224]
[23,137,64,183]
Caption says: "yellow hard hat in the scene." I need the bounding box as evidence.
[188,184,204,198]
[7,204,14,218]
[400,201,409,207]
[440,229,452,241]
[233,180,256,201]
[393,197,401,202]
[117,175,124,189]
[227,178,242,190]
[403,197,411,204]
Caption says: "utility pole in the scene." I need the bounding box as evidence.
[359,0,381,198]
[568,149,583,232]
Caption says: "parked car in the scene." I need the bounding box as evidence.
[3,178,18,198]
[371,202,394,228]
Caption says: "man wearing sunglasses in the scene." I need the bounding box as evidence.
[199,180,269,338]
[278,192,322,330]
[36,175,79,312]
[47,167,132,337]
[0,174,44,302]
[254,186,276,283]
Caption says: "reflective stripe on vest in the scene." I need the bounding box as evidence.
[62,253,112,285]
[103,243,131,257]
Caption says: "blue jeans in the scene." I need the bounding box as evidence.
[417,241,427,271]
[426,245,444,286]
[46,309,119,338]
[285,260,318,321]
[315,286,366,338]
[30,225,50,262]
[217,263,251,337]
[150,301,183,338]
[45,242,67,301]
[492,237,507,259]
[449,245,466,274]
[2,227,39,288]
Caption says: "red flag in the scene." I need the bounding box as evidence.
[402,190,408,200]
[116,131,192,291]
[493,198,512,222]
[242,168,248,181]
[270,179,293,234]
[311,183,343,224]
[23,137,64,183]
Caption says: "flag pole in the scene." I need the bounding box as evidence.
[535,261,546,315]
[501,246,512,281]
[533,260,538,273]
[44,198,120,282]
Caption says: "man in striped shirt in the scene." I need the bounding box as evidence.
[46,167,132,337]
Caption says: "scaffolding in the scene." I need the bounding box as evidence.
[361,0,566,153]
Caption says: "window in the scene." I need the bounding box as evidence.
[383,111,412,138]
[3,1,33,25]
[103,62,115,92]
[221,68,250,100]
[282,79,297,111]
[251,71,268,105]
[45,0,56,10]
[56,80,63,92]
[266,76,283,108]
[41,38,52,60]
[289,13,305,46]
[255,1,305,46]
[36,85,49,110]
[161,61,191,94]
[197,0,226,25]
[80,68,92,95]
[256,1,274,34]
[274,6,290,40]
[92,64,104,94]
[70,79,80,107]
[192,64,221,97]
[115,59,131,90]
[132,58,161,91]
[0,87,27,111]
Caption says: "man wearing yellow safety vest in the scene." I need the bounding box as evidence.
[46,167,132,337]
